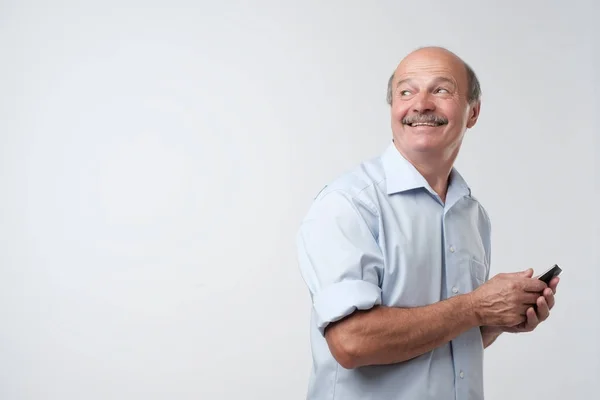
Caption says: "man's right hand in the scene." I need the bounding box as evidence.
[469,268,548,327]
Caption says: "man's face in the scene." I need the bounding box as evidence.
[390,49,480,160]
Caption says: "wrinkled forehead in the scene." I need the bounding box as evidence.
[394,50,468,88]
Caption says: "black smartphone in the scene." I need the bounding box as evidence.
[537,264,562,285]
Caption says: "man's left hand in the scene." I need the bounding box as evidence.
[502,276,560,333]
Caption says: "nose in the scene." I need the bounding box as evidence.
[412,92,436,113]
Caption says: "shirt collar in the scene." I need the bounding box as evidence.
[381,141,471,200]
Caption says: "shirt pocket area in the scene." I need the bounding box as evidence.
[469,257,488,288]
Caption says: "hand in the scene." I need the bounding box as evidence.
[501,275,560,333]
[469,268,548,327]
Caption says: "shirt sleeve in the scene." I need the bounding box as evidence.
[481,206,492,282]
[296,189,384,336]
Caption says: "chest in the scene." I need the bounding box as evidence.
[376,192,489,307]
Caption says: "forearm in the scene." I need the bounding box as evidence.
[326,294,479,369]
[480,326,503,348]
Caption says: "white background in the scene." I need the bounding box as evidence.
[1,1,598,399]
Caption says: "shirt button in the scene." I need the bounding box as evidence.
[452,287,459,294]
[449,246,455,253]
[459,371,465,379]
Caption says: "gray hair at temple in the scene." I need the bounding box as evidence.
[385,59,481,106]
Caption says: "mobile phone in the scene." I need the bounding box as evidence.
[537,264,562,285]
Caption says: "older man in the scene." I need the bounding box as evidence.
[296,47,560,399]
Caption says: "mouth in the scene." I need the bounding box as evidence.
[402,115,448,128]
[406,122,445,127]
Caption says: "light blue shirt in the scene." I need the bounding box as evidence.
[296,142,491,400]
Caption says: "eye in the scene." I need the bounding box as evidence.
[399,90,411,96]
[435,88,450,94]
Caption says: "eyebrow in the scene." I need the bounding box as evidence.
[396,77,457,88]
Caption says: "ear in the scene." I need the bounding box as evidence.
[466,101,481,129]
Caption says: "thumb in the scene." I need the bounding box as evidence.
[518,268,534,278]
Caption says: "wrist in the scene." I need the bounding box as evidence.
[481,325,503,335]
[464,292,483,327]
[481,325,503,348]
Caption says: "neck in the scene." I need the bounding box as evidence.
[392,141,458,202]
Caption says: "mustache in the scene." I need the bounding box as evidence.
[402,114,448,125]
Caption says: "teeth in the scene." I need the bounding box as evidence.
[411,123,437,127]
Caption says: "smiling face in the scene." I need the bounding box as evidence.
[389,48,480,163]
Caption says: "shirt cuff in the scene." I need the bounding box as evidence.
[313,279,382,336]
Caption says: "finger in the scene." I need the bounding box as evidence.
[535,297,550,321]
[522,293,541,305]
[506,268,533,278]
[526,306,539,330]
[544,289,555,309]
[520,304,532,317]
[522,278,548,293]
[515,268,534,278]
[549,277,560,294]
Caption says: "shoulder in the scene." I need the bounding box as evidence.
[467,193,492,264]
[468,194,492,232]
[300,155,386,232]
[309,155,384,211]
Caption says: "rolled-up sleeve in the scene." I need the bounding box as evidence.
[296,189,383,336]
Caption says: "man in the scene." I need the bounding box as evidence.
[295,46,560,400]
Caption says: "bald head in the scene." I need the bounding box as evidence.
[386,47,481,105]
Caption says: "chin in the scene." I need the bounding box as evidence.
[397,125,449,153]
[410,142,444,154]
[406,134,445,153]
